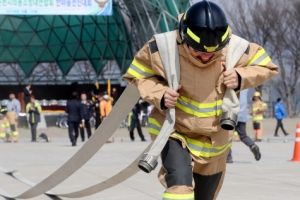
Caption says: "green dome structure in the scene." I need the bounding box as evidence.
[0,0,190,84]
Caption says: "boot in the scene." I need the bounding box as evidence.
[250,145,261,161]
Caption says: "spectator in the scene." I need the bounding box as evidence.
[6,92,21,142]
[93,93,102,129]
[26,95,42,142]
[100,92,113,143]
[128,102,146,142]
[65,92,81,146]
[80,93,93,141]
[111,87,119,105]
[23,84,32,106]
[274,98,289,136]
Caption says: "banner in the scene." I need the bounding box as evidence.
[0,0,113,15]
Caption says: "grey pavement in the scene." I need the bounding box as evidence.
[1,118,300,200]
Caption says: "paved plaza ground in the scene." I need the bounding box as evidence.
[1,118,300,200]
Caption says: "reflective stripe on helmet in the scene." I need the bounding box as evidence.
[204,44,219,52]
[176,96,223,118]
[247,48,271,66]
[187,28,200,43]
[127,59,155,78]
[222,26,230,42]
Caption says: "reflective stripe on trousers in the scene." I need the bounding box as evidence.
[148,118,232,158]
[163,192,194,200]
[12,131,18,136]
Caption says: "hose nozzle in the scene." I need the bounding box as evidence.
[138,154,158,173]
[220,111,238,130]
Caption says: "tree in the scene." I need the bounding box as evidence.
[220,0,300,116]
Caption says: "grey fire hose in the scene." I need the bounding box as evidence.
[219,35,249,130]
[138,31,180,173]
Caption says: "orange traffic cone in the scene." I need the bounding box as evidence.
[291,124,300,162]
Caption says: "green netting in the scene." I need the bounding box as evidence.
[0,2,133,76]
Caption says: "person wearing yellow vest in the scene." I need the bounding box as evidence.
[0,106,9,141]
[250,91,267,142]
[26,95,42,142]
[123,1,278,199]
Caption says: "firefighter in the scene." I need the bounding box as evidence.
[123,1,278,199]
[6,92,21,142]
[0,106,9,141]
[250,91,267,142]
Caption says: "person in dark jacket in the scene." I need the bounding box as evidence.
[65,92,81,146]
[23,84,32,106]
[26,95,42,142]
[111,87,119,105]
[93,93,102,129]
[274,98,289,136]
[128,102,146,142]
[80,93,93,141]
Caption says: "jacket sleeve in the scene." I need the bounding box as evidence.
[234,43,279,90]
[65,102,69,113]
[26,103,30,113]
[36,103,42,114]
[123,39,168,110]
[279,104,287,117]
[16,100,21,116]
[79,104,84,120]
[259,102,268,112]
[100,101,106,117]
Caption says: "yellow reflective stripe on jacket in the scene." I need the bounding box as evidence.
[0,133,6,138]
[176,96,223,118]
[172,132,232,158]
[247,48,271,66]
[148,117,161,135]
[252,107,259,111]
[253,116,263,121]
[163,192,194,200]
[1,124,5,128]
[262,103,267,106]
[127,59,155,78]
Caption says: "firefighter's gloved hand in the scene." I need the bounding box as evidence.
[222,62,239,89]
[163,85,182,108]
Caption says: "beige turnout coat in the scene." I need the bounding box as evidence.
[123,30,278,163]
